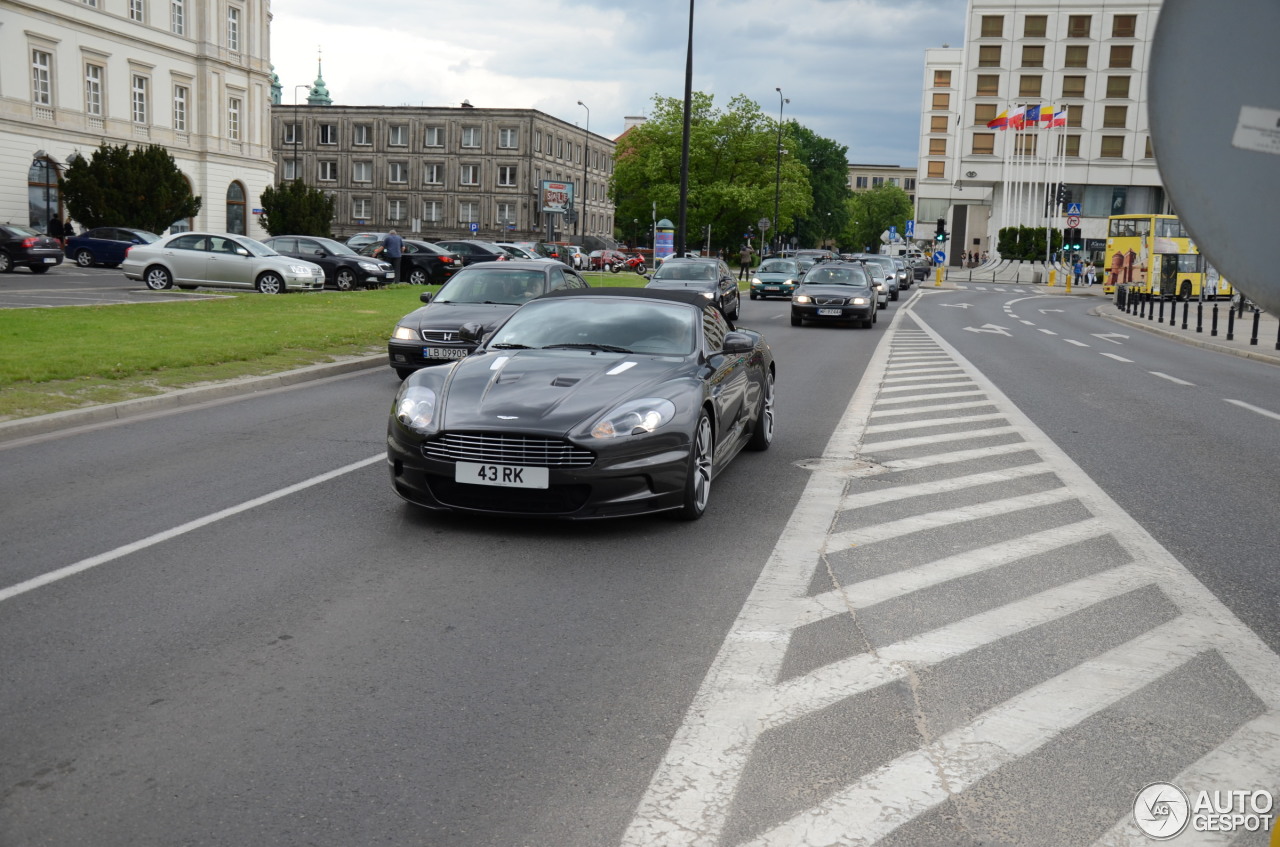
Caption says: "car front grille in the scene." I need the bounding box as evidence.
[423,432,595,468]
[426,478,591,514]
[815,296,847,306]
[422,329,465,343]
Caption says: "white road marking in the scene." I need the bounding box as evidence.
[1224,399,1280,421]
[838,462,1054,507]
[863,412,1006,435]
[963,324,1011,335]
[879,380,978,393]
[869,399,995,417]
[873,389,985,406]
[882,443,1038,469]
[1064,339,1091,347]
[1100,353,1133,363]
[1149,371,1195,386]
[1039,328,1058,335]
[1092,333,1129,344]
[0,454,385,604]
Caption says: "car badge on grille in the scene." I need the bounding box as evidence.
[497,415,519,420]
[441,332,455,341]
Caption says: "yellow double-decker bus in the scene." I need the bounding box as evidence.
[1103,214,1232,299]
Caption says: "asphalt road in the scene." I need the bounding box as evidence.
[4,283,1279,846]
[0,262,219,307]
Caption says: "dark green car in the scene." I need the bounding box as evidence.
[749,258,802,300]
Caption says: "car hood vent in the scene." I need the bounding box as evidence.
[551,376,580,388]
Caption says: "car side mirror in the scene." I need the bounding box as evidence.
[314,249,326,256]
[419,292,433,304]
[458,321,484,342]
[235,247,250,256]
[722,331,754,354]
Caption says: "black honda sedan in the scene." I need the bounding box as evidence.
[388,260,590,378]
[261,235,395,289]
[790,262,878,328]
[432,239,509,266]
[387,288,775,520]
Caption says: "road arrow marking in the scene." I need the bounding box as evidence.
[1092,333,1129,344]
[964,324,1011,335]
[942,303,973,309]
[1064,339,1090,347]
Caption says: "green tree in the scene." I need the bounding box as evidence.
[60,143,201,234]
[259,179,336,237]
[612,92,811,255]
[839,185,914,253]
[786,123,852,249]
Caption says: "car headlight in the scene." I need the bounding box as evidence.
[794,295,812,304]
[700,291,715,299]
[786,279,797,285]
[395,384,438,432]
[288,264,314,275]
[590,397,677,438]
[391,325,419,341]
[852,297,868,305]
[750,277,762,285]
[358,261,381,272]
[875,283,885,291]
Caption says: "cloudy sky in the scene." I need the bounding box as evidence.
[269,0,966,168]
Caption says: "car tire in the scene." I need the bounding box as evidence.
[335,269,357,291]
[750,292,758,300]
[727,293,741,322]
[178,285,198,290]
[75,249,95,268]
[407,267,428,286]
[1179,280,1192,301]
[0,252,13,273]
[891,291,899,301]
[746,369,774,452]
[394,367,414,380]
[144,266,173,290]
[676,411,714,521]
[30,265,51,274]
[256,272,285,294]
[790,314,802,326]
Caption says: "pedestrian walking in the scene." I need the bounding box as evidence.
[384,229,404,282]
[1072,257,1084,286]
[738,244,754,281]
[47,215,64,246]
[1085,261,1096,287]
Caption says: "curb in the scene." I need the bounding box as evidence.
[1093,305,1280,366]
[0,354,386,444]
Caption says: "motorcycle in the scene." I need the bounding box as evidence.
[609,253,647,275]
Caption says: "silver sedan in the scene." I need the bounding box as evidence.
[121,232,325,294]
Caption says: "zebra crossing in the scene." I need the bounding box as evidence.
[622,302,1280,846]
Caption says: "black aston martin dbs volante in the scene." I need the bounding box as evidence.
[387,288,776,520]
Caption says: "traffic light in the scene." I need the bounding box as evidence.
[1056,183,1068,209]
[935,217,948,242]
[1064,227,1081,251]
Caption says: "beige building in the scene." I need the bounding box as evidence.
[0,0,278,237]
[270,102,617,246]
[847,164,917,206]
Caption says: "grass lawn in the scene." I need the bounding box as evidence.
[0,274,649,421]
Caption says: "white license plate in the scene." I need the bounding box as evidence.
[43,257,56,263]
[384,272,396,280]
[817,308,843,316]
[455,461,548,489]
[763,286,779,291]
[426,347,468,359]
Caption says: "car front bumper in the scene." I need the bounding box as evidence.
[286,271,325,291]
[388,339,478,371]
[751,281,796,297]
[791,303,876,323]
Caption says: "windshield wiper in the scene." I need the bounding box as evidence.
[542,343,633,353]
[490,342,532,349]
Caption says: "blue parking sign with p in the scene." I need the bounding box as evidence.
[469,222,479,233]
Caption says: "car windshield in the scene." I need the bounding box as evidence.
[490,298,697,356]
[499,245,535,259]
[315,238,356,256]
[130,231,159,244]
[653,262,716,281]
[805,266,869,286]
[758,260,798,274]
[5,225,41,237]
[435,268,545,305]
[236,237,279,257]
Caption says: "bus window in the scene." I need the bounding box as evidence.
[1156,217,1187,238]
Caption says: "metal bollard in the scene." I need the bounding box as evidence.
[1211,303,1219,337]
[1181,300,1188,330]
[1171,298,1178,327]
[1196,302,1203,333]
[1157,297,1165,323]
[1227,306,1235,341]
[1139,293,1146,318]
[1275,320,1280,352]
[1250,309,1260,346]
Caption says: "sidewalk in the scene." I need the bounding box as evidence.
[1096,295,1280,367]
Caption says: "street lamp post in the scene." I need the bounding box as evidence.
[773,87,788,256]
[292,84,309,183]
[576,100,589,239]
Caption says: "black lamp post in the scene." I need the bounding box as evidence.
[576,100,589,239]
[773,87,788,256]
[675,0,694,256]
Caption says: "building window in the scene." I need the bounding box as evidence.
[1018,75,1042,98]
[352,198,370,220]
[975,75,999,97]
[855,176,868,188]
[1021,45,1044,67]
[1023,14,1047,37]
[388,162,407,183]
[353,124,371,145]
[928,139,947,156]
[227,97,241,140]
[173,85,188,131]
[131,75,149,124]
[1106,76,1131,98]
[1144,137,1154,159]
[170,0,184,35]
[283,123,298,144]
[32,50,52,106]
[1067,105,1084,127]
[931,93,950,110]
[129,0,144,21]
[282,159,298,180]
[85,64,103,116]
[972,133,995,155]
[533,130,542,152]
[872,176,885,187]
[933,70,951,88]
[1067,15,1091,38]
[977,45,1001,68]
[227,7,240,51]
[460,164,479,186]
[927,161,945,179]
[497,165,517,187]
[1100,136,1125,158]
[498,128,517,148]
[1109,45,1134,68]
[1103,105,1128,129]
[226,181,245,234]
[1062,76,1086,98]
[461,127,480,148]
[459,201,478,224]
[1058,135,1081,157]
[424,126,442,147]
[974,103,997,125]
[318,124,336,144]
[28,158,60,232]
[388,199,405,222]
[353,162,371,182]
[905,178,916,191]
[496,202,515,227]
[1064,45,1089,68]
[1113,14,1138,38]
[423,200,441,222]
[423,163,443,184]
[929,115,948,133]
[318,161,337,181]
[980,15,1003,37]
[1015,134,1037,156]
[389,125,407,146]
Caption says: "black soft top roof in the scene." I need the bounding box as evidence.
[538,286,712,310]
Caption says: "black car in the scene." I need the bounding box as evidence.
[65,227,158,268]
[0,224,64,273]
[261,235,395,290]
[432,239,509,266]
[644,257,741,320]
[387,287,775,520]
[388,260,590,378]
[791,262,878,328]
[358,238,461,285]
